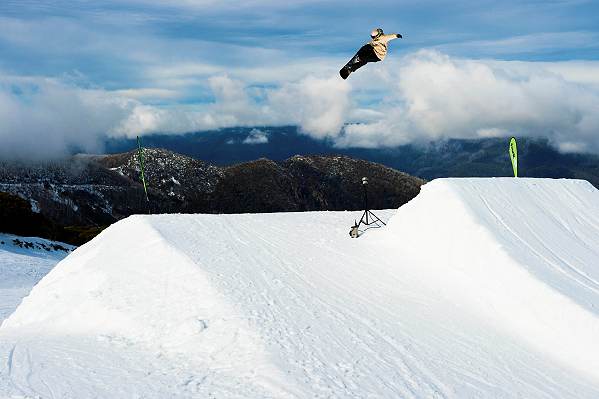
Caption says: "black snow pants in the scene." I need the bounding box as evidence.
[344,44,381,72]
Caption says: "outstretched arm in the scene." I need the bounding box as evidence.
[381,33,402,43]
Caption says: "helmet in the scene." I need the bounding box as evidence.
[370,28,383,39]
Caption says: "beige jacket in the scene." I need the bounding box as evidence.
[369,34,399,60]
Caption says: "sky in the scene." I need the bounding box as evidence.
[1,0,599,159]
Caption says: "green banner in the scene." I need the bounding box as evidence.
[509,137,518,177]
[137,136,150,202]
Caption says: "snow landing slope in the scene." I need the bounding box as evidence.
[1,178,598,398]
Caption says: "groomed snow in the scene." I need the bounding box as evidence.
[0,234,73,322]
[1,178,598,398]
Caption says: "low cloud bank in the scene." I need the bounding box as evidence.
[1,50,599,160]
[339,51,599,153]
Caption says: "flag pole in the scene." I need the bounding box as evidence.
[137,136,151,213]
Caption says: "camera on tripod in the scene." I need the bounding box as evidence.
[349,176,386,238]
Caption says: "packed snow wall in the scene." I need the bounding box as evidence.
[383,178,599,381]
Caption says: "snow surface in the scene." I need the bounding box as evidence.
[1,178,598,398]
[0,235,73,322]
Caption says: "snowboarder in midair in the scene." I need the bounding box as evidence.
[340,28,403,79]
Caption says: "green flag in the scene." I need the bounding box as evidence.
[137,136,149,202]
[509,137,518,177]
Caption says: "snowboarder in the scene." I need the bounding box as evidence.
[340,28,403,79]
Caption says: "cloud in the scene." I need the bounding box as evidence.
[242,128,269,144]
[0,76,135,160]
[112,88,182,101]
[336,50,599,153]
[2,0,599,161]
[0,72,349,160]
[434,31,599,58]
[2,50,599,160]
[114,74,351,139]
[268,76,351,139]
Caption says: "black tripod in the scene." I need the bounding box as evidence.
[350,177,386,237]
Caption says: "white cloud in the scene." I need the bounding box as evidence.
[2,50,599,160]
[112,88,182,101]
[113,74,352,141]
[0,72,349,159]
[124,0,333,12]
[337,50,599,153]
[435,31,599,57]
[268,76,351,139]
[539,61,599,88]
[242,129,269,144]
[0,76,135,160]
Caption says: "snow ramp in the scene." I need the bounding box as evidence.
[1,178,598,398]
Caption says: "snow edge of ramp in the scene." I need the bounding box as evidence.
[0,215,296,396]
[384,178,599,382]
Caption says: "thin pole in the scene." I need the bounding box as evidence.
[364,183,369,225]
[137,136,151,214]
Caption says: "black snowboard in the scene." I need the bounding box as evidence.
[339,44,381,79]
[339,66,351,80]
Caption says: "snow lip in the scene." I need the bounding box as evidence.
[386,176,599,381]
[0,215,296,395]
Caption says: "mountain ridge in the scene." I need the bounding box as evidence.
[0,151,424,244]
[105,127,599,188]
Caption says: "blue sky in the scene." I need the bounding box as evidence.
[1,0,599,158]
[2,0,598,85]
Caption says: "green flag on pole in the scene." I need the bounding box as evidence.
[137,136,150,202]
[509,137,518,177]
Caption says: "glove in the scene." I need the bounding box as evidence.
[397,34,403,38]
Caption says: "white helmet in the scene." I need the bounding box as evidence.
[370,28,383,39]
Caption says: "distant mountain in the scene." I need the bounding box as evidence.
[105,127,599,188]
[4,125,598,245]
[105,126,329,167]
[0,151,424,244]
[97,150,424,214]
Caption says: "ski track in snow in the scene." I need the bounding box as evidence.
[159,216,455,398]
[480,194,599,295]
[0,178,598,397]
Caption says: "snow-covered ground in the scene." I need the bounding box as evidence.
[0,235,73,322]
[1,178,598,398]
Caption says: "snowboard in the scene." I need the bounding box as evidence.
[339,66,351,80]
